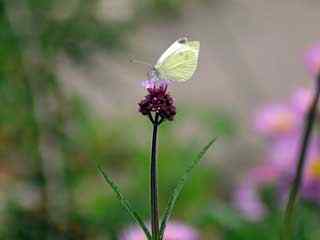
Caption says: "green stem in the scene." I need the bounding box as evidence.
[281,75,320,240]
[150,114,160,240]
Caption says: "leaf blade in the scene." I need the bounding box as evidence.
[159,138,216,239]
[98,166,152,240]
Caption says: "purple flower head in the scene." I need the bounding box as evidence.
[304,42,320,77]
[142,79,169,90]
[138,74,176,121]
[119,221,200,240]
[142,68,170,90]
[254,104,298,137]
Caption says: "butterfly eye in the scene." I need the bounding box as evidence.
[178,37,188,44]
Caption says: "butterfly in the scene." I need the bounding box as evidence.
[153,37,200,82]
[133,37,200,83]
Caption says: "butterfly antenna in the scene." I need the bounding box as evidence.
[130,58,153,68]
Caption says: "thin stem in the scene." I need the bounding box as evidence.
[150,113,160,240]
[281,76,320,240]
[148,113,155,124]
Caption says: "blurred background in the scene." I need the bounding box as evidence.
[1,0,320,239]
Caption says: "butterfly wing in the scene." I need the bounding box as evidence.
[155,40,200,82]
[156,40,184,65]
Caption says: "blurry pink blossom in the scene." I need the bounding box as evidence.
[291,88,313,115]
[266,136,299,170]
[270,136,320,203]
[247,164,280,186]
[254,88,314,138]
[254,104,298,137]
[301,155,320,202]
[235,88,320,220]
[234,182,267,221]
[234,164,278,221]
[304,42,320,77]
[268,135,319,173]
[278,154,320,204]
[120,221,199,240]
[235,137,320,220]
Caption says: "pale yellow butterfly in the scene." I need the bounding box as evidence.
[153,37,200,82]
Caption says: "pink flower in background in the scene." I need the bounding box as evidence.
[291,88,313,115]
[304,42,320,77]
[235,87,320,220]
[254,88,312,139]
[266,136,300,170]
[273,137,320,202]
[302,158,320,202]
[248,164,280,185]
[234,164,279,221]
[120,222,199,240]
[254,104,298,137]
[277,152,320,204]
[267,135,319,171]
[235,41,320,220]
[234,182,266,221]
[234,184,267,222]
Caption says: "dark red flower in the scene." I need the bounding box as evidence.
[138,85,176,121]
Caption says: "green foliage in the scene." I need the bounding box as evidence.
[199,201,244,230]
[137,0,184,19]
[199,110,237,138]
[98,166,152,239]
[159,138,216,239]
[0,0,139,239]
[2,203,86,240]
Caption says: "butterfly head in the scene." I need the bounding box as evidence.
[147,67,159,80]
[178,37,188,44]
[149,67,168,80]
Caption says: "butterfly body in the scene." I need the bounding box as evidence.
[151,37,200,82]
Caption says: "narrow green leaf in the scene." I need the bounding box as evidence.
[98,166,152,240]
[159,138,216,239]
